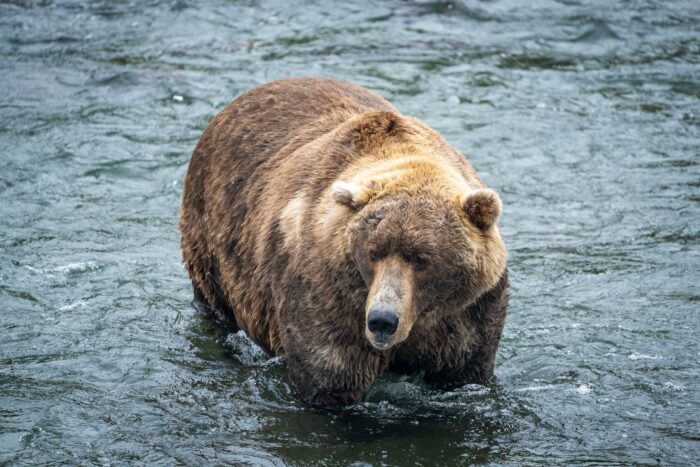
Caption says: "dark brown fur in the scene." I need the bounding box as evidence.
[180,77,508,407]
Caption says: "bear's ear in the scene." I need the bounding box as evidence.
[331,181,371,208]
[460,189,501,231]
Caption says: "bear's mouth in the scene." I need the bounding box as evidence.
[370,338,391,350]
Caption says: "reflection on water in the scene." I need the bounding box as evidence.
[1,0,699,464]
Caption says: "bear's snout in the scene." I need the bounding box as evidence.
[364,255,416,349]
[367,307,399,344]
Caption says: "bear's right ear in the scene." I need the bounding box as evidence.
[331,181,371,209]
[460,188,502,231]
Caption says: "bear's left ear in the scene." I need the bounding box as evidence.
[460,189,502,231]
[331,181,372,209]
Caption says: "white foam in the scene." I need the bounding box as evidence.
[663,382,685,392]
[58,300,87,311]
[514,384,556,393]
[225,330,269,366]
[628,352,661,361]
[54,262,100,274]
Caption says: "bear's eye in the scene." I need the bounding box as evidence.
[404,253,429,270]
[369,250,385,261]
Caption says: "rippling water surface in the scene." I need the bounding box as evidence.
[1,0,699,465]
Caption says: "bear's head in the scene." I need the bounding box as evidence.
[332,177,506,350]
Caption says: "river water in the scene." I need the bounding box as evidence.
[1,0,699,465]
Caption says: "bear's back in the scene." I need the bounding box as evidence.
[207,77,397,169]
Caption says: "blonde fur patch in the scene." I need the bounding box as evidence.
[346,154,474,198]
[314,343,350,370]
[280,195,307,249]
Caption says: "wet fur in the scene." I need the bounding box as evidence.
[179,77,508,407]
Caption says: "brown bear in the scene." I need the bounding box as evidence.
[179,77,508,407]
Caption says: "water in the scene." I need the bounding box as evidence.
[1,0,698,464]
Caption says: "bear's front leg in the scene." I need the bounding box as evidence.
[392,327,499,388]
[396,271,509,388]
[425,274,508,387]
[423,341,499,387]
[280,324,389,407]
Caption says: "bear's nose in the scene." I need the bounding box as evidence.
[367,308,399,337]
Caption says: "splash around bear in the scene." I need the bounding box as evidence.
[180,78,508,407]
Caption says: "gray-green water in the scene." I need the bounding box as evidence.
[1,0,699,465]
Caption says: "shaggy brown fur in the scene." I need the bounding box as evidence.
[180,77,509,407]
